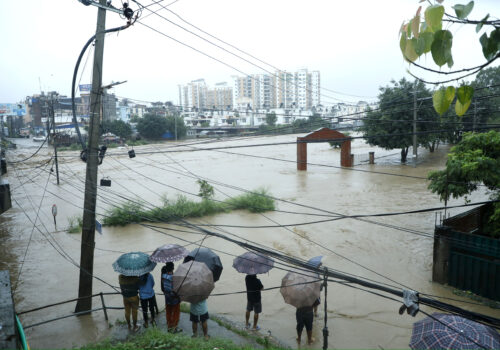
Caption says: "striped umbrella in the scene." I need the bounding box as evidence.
[410,313,500,349]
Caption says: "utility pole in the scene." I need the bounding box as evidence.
[75,0,107,313]
[49,94,60,185]
[473,100,477,132]
[413,83,417,162]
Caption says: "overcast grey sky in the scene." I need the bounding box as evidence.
[1,0,499,105]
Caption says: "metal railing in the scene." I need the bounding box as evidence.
[18,291,123,329]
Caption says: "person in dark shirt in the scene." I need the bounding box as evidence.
[118,274,140,332]
[296,305,314,345]
[245,274,263,330]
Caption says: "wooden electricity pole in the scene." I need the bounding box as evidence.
[75,0,107,313]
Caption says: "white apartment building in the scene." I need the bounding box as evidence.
[178,79,208,110]
[179,80,233,111]
[232,69,320,110]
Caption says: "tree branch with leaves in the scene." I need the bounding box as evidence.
[400,1,500,116]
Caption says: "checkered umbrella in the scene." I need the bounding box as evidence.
[409,313,500,350]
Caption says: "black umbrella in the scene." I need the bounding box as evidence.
[184,247,223,282]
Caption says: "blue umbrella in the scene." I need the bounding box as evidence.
[410,313,500,349]
[112,252,157,276]
[307,256,323,268]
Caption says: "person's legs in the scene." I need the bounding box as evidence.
[190,313,199,337]
[131,296,139,331]
[202,320,208,339]
[253,313,259,329]
[304,312,314,344]
[173,303,181,330]
[123,298,131,329]
[147,297,156,325]
[252,302,262,330]
[166,304,173,330]
[140,298,149,327]
[296,312,305,344]
[152,295,159,315]
[245,311,251,327]
[201,312,209,339]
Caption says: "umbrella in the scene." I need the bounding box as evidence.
[307,256,323,268]
[280,271,322,308]
[150,244,189,263]
[232,252,274,275]
[409,313,500,350]
[112,252,157,276]
[184,247,223,282]
[173,261,214,303]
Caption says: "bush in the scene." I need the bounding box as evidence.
[103,189,275,226]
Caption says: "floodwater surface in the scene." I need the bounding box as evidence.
[1,135,499,349]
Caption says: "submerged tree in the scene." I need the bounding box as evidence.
[361,78,437,162]
[428,130,500,236]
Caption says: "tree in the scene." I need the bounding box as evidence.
[428,130,500,236]
[130,114,140,123]
[165,115,187,139]
[137,113,168,139]
[400,1,499,116]
[101,119,132,139]
[265,111,277,126]
[471,66,500,125]
[361,78,438,162]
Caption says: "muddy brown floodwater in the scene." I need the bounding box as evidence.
[1,134,499,349]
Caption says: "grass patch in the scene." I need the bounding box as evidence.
[103,189,275,226]
[67,216,83,233]
[126,139,149,146]
[79,327,250,350]
[58,143,81,151]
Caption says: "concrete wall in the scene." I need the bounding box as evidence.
[0,271,17,349]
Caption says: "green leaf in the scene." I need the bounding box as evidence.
[431,30,453,67]
[433,86,456,115]
[425,5,444,32]
[400,33,407,55]
[420,31,434,53]
[456,85,474,105]
[415,35,427,55]
[452,1,474,19]
[455,99,472,116]
[405,38,419,61]
[476,14,489,33]
[480,29,500,60]
[455,85,473,116]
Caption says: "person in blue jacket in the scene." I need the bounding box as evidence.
[139,272,156,327]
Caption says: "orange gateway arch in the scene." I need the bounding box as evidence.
[297,128,352,170]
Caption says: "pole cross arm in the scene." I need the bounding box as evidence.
[78,0,124,15]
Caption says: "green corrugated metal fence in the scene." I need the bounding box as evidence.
[448,231,500,301]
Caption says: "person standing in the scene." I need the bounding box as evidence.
[190,299,209,340]
[161,262,181,333]
[245,274,263,331]
[296,305,314,345]
[139,272,156,328]
[118,274,140,332]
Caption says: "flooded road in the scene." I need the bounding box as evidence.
[2,134,499,349]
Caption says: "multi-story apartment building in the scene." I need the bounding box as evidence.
[206,82,233,110]
[233,69,320,110]
[178,79,208,110]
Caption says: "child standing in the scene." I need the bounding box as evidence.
[161,262,182,333]
[139,272,156,328]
